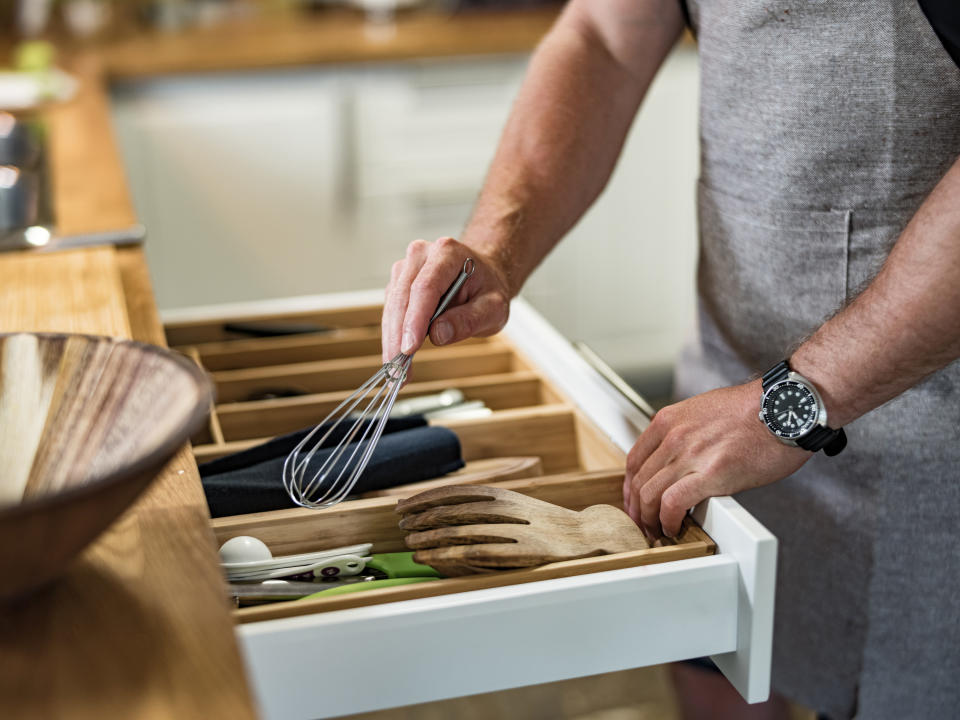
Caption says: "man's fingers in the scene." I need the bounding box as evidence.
[382,236,509,361]
[659,473,707,538]
[382,260,404,363]
[382,240,429,362]
[401,238,468,355]
[428,292,508,347]
[626,435,675,527]
[635,453,681,540]
[625,407,671,478]
[624,414,670,524]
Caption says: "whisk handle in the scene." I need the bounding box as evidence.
[428,258,476,328]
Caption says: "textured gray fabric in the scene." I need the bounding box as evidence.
[679,1,960,718]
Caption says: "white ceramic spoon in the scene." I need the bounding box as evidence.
[226,554,370,582]
[218,536,372,580]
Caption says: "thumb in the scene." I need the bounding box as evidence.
[429,293,507,347]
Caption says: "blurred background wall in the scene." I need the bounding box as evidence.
[5,0,700,403]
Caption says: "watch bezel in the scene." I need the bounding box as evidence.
[759,371,828,442]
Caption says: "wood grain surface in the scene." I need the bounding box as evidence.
[441,405,582,472]
[210,344,516,403]
[98,8,560,78]
[210,469,714,624]
[179,329,487,372]
[209,470,643,560]
[237,527,713,624]
[360,456,544,498]
[0,248,130,335]
[396,485,650,575]
[0,337,217,602]
[211,371,543,442]
[47,54,139,236]
[164,304,383,346]
[7,336,206,499]
[0,231,254,716]
[0,334,61,504]
[193,403,586,471]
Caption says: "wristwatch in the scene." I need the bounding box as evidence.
[758,360,847,456]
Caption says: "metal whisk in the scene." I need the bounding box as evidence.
[283,258,476,509]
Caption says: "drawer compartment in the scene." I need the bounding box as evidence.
[170,303,624,474]
[165,303,383,346]
[177,330,488,372]
[209,343,519,403]
[214,469,716,625]
[205,371,548,447]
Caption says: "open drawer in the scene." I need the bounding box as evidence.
[162,293,776,719]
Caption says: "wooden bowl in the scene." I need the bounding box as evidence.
[0,333,212,600]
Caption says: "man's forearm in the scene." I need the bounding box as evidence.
[462,0,684,296]
[792,154,960,427]
[623,156,960,537]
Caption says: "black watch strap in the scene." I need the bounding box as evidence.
[762,360,790,390]
[795,424,847,456]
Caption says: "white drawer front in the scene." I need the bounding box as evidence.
[239,555,740,719]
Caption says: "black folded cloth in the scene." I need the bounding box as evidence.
[200,416,464,518]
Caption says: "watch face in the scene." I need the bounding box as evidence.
[762,380,819,439]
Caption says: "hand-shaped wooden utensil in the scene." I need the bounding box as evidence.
[395,485,649,576]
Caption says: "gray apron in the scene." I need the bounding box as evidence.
[677,2,960,718]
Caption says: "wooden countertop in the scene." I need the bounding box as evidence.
[0,8,559,718]
[98,8,559,78]
[0,54,256,720]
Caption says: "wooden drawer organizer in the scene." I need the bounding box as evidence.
[165,302,715,624]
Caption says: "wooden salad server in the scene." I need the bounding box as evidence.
[395,485,649,576]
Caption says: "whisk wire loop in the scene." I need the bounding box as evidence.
[282,259,473,509]
[282,365,387,500]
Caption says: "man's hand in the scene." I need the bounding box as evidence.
[381,237,511,363]
[378,0,683,368]
[623,380,811,540]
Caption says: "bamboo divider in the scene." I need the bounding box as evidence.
[210,344,520,403]
[165,305,383,346]
[177,329,487,372]
[213,371,546,442]
[193,404,584,471]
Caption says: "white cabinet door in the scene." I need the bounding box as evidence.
[111,72,358,309]
[110,59,529,311]
[351,57,526,196]
[348,57,527,267]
